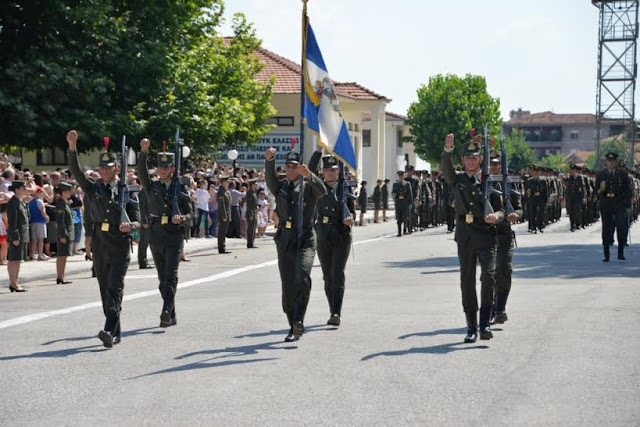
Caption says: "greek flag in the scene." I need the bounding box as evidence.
[303,24,357,173]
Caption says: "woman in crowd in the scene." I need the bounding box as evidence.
[257,188,269,238]
[55,182,74,284]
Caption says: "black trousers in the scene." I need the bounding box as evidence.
[316,229,351,316]
[456,229,497,327]
[138,225,150,264]
[495,232,514,312]
[567,200,583,228]
[601,207,626,247]
[150,242,182,316]
[218,219,229,253]
[246,217,256,248]
[92,233,130,336]
[275,232,316,326]
[227,206,241,238]
[396,205,409,232]
[528,199,545,230]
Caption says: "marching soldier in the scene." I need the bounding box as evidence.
[357,181,368,226]
[406,166,420,232]
[310,153,355,327]
[245,178,259,248]
[392,171,412,237]
[67,130,140,348]
[372,179,382,223]
[217,176,232,254]
[441,132,504,343]
[7,180,29,292]
[595,152,632,261]
[566,165,586,232]
[489,151,522,325]
[265,148,327,342]
[138,139,193,327]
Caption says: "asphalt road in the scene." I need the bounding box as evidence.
[1,215,639,426]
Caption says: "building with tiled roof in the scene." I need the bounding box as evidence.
[236,43,414,183]
[504,108,628,159]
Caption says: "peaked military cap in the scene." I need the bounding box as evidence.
[462,141,482,156]
[157,152,175,167]
[285,151,300,164]
[384,178,390,183]
[605,152,619,160]
[489,150,500,162]
[397,170,405,176]
[57,181,74,192]
[98,152,117,167]
[322,155,339,169]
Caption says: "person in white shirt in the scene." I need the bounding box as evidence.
[194,180,211,238]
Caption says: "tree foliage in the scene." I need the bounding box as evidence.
[407,74,501,164]
[539,153,568,172]
[499,128,538,172]
[0,0,274,153]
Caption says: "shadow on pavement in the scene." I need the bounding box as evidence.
[129,340,295,379]
[384,243,640,280]
[361,342,489,361]
[398,328,467,339]
[234,324,334,339]
[41,326,164,346]
[0,344,107,360]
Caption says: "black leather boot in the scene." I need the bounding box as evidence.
[464,312,478,343]
[603,245,610,262]
[618,246,625,261]
[479,306,493,340]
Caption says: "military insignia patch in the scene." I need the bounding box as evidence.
[102,154,109,161]
[161,155,168,162]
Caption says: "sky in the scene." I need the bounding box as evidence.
[220,0,622,121]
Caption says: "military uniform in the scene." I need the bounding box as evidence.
[7,182,30,263]
[137,187,152,268]
[265,151,327,342]
[217,177,232,254]
[566,166,586,231]
[392,171,412,236]
[595,152,632,261]
[311,153,355,326]
[137,150,193,327]
[441,137,504,342]
[381,179,390,220]
[55,184,74,257]
[245,179,259,248]
[69,150,140,347]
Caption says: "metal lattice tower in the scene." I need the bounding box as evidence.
[593,0,639,163]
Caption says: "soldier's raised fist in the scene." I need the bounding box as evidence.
[140,138,151,153]
[445,133,455,149]
[67,130,78,151]
[266,147,276,160]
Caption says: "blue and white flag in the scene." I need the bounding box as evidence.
[303,24,357,173]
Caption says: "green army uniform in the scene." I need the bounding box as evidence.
[265,151,327,342]
[7,181,30,263]
[310,153,355,326]
[55,183,74,257]
[566,166,586,231]
[245,179,259,248]
[441,138,504,342]
[69,150,140,348]
[138,151,193,327]
[217,177,232,254]
[392,171,412,236]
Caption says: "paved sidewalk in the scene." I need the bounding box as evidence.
[1,210,395,287]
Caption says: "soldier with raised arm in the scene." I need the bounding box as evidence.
[440,131,504,343]
[137,138,193,328]
[67,130,140,348]
[264,148,327,342]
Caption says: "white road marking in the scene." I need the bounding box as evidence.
[0,234,394,330]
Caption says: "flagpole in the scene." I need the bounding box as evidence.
[297,0,309,245]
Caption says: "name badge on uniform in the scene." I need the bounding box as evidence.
[322,216,329,224]
[399,195,404,200]
[286,220,292,229]
[465,213,473,224]
[161,215,169,225]
[101,222,110,232]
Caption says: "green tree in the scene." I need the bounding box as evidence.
[598,138,634,167]
[500,128,537,172]
[585,152,598,169]
[407,74,501,164]
[0,0,274,153]
[539,153,568,172]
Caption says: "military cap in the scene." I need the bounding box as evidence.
[489,150,500,162]
[397,170,405,176]
[157,152,175,167]
[407,165,415,171]
[619,162,627,169]
[376,179,382,183]
[285,151,300,164]
[384,178,390,183]
[277,171,287,178]
[10,180,26,190]
[462,141,482,156]
[322,155,339,169]
[98,152,117,167]
[219,175,230,181]
[605,152,619,160]
[57,181,74,192]
[361,181,367,185]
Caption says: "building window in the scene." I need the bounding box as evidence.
[354,124,359,132]
[266,116,295,126]
[570,130,579,140]
[37,148,68,166]
[348,122,353,131]
[362,130,371,147]
[397,130,403,148]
